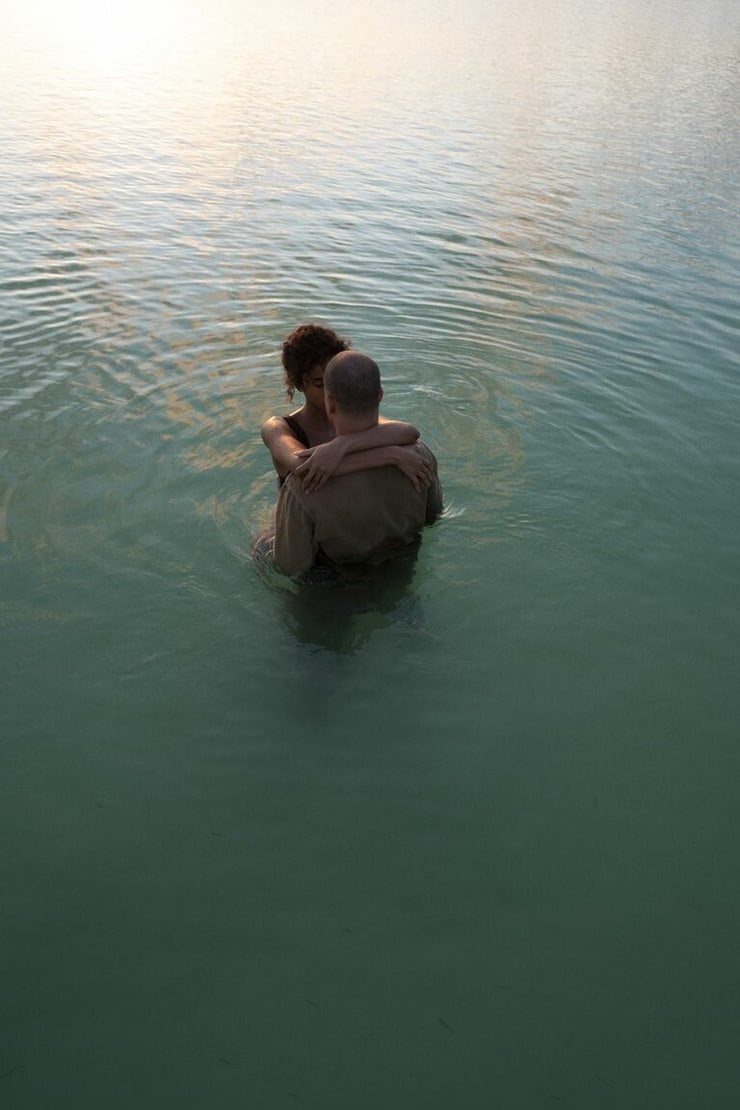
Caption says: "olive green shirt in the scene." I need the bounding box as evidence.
[273,443,442,576]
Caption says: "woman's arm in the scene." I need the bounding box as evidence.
[360,417,420,447]
[297,443,434,493]
[260,416,310,478]
[293,419,420,491]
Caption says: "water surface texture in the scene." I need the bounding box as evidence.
[2,1,739,1106]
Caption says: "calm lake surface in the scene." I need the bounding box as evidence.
[2,1,739,1105]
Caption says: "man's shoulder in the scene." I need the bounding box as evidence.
[283,443,440,507]
[416,441,441,484]
[416,441,438,465]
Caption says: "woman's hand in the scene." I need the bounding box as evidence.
[294,439,349,492]
[392,445,435,492]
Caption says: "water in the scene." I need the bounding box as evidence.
[2,0,739,1105]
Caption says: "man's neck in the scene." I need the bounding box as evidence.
[331,409,379,437]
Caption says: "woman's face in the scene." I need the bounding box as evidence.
[301,364,327,410]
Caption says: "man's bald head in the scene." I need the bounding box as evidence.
[324,351,383,415]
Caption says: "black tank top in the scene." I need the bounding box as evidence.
[282,414,310,448]
[278,414,311,488]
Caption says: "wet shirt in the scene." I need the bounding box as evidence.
[273,443,442,576]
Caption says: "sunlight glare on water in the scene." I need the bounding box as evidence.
[10,0,207,54]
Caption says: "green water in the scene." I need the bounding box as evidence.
[2,1,739,1106]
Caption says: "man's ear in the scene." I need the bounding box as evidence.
[378,386,384,403]
[325,393,337,417]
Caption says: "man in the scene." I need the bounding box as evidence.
[273,351,442,577]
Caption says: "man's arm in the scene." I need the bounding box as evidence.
[273,478,316,576]
[422,447,443,523]
[425,479,443,524]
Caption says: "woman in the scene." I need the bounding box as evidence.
[261,324,433,493]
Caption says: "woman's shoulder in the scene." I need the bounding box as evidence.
[261,409,306,442]
[281,412,310,447]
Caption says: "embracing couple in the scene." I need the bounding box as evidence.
[261,324,441,577]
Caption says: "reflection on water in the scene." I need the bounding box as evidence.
[3,0,740,1105]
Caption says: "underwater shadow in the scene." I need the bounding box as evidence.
[255,539,427,656]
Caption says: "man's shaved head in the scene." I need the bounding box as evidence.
[324,351,382,415]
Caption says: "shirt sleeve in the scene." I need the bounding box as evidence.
[422,446,443,523]
[273,477,316,576]
[426,482,443,523]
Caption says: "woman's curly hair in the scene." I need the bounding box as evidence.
[281,324,350,400]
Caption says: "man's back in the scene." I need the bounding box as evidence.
[274,442,441,576]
